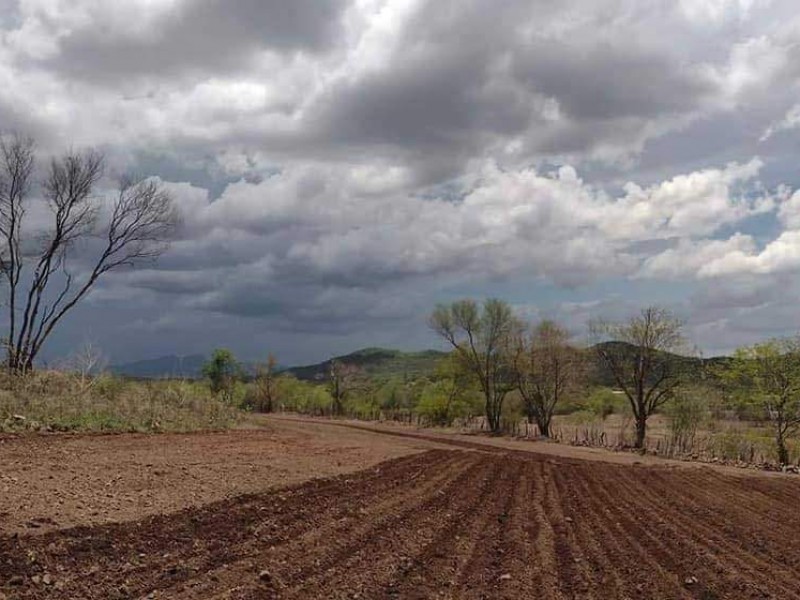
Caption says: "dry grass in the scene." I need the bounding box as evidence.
[548,412,798,466]
[0,370,240,433]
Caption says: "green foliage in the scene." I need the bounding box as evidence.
[202,348,241,401]
[722,338,800,463]
[271,375,333,415]
[414,352,481,426]
[585,387,627,420]
[415,380,477,426]
[664,388,707,453]
[429,298,520,433]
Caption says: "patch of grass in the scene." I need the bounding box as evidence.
[0,370,241,433]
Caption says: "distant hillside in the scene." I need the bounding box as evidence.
[110,347,447,381]
[109,354,208,379]
[285,347,448,382]
[110,343,728,383]
[588,341,730,387]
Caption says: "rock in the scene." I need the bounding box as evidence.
[565,516,574,523]
[499,573,512,581]
[259,570,272,583]
[42,574,52,585]
[684,576,698,586]
[31,575,41,585]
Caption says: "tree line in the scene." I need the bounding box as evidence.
[431,298,800,462]
[201,297,800,465]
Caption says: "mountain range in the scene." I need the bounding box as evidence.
[108,347,447,381]
[109,343,726,384]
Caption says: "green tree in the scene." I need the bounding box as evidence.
[723,338,800,465]
[202,348,241,403]
[429,298,520,433]
[591,307,686,449]
[416,353,480,426]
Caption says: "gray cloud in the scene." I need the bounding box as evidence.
[37,0,347,83]
[2,0,800,363]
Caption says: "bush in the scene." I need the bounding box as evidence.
[665,390,707,454]
[586,388,627,420]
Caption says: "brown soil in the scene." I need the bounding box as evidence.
[0,418,439,536]
[4,417,800,599]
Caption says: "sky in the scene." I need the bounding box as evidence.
[2,0,800,365]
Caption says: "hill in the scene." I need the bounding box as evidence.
[588,341,729,387]
[110,347,447,381]
[109,343,726,383]
[285,347,448,382]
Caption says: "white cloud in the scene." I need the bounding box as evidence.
[699,230,800,277]
[638,234,757,279]
[131,156,783,309]
[761,103,800,141]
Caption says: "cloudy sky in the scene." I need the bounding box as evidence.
[3,0,800,365]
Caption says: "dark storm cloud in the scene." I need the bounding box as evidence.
[43,0,347,83]
[306,0,725,175]
[511,43,714,121]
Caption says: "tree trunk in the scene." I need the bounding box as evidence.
[485,395,501,434]
[525,408,535,425]
[776,431,789,465]
[536,415,551,438]
[634,416,647,450]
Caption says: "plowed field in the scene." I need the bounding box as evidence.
[3,422,800,599]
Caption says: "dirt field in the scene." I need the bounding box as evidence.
[3,417,800,599]
[0,418,437,536]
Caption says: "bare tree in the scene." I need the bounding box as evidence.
[429,298,519,433]
[0,135,178,373]
[58,338,109,393]
[591,307,686,449]
[254,353,279,413]
[512,320,585,438]
[328,360,361,416]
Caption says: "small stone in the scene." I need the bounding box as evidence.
[32,575,41,585]
[499,573,512,581]
[259,570,272,582]
[684,576,698,586]
[565,517,574,523]
[42,574,53,585]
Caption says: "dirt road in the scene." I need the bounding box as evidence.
[3,419,800,599]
